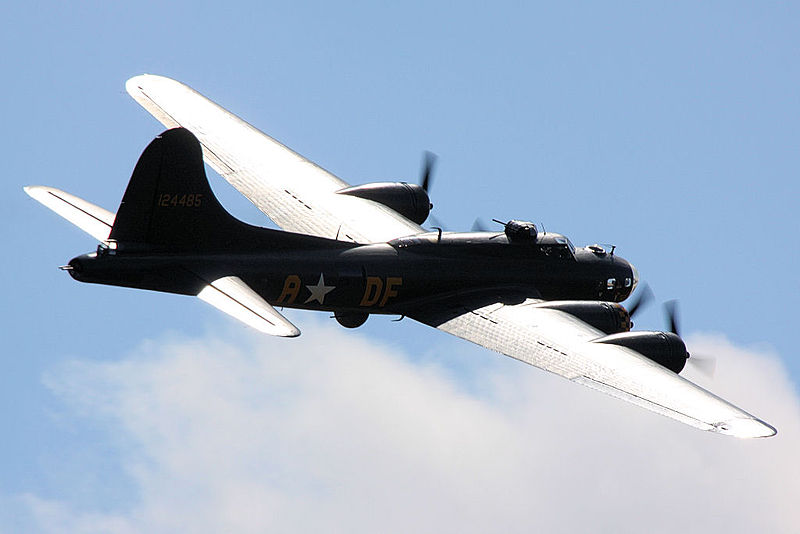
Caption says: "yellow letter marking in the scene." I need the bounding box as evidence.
[360,276,403,307]
[379,277,403,307]
[277,275,301,305]
[360,276,383,307]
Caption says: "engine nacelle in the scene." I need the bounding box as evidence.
[336,182,432,224]
[537,301,631,334]
[593,331,688,374]
[335,310,369,329]
[504,220,538,243]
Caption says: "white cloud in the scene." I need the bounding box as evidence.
[7,325,800,534]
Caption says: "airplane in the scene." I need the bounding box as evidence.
[25,74,776,439]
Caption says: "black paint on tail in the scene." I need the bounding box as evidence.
[109,128,348,252]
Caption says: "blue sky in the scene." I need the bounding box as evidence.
[2,2,799,532]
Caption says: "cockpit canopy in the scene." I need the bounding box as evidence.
[536,233,576,260]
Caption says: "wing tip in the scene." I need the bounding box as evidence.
[24,185,59,206]
[125,73,182,95]
[258,323,300,337]
[24,185,45,198]
[714,417,777,439]
[125,74,153,96]
[282,326,301,338]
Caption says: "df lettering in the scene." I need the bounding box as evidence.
[360,276,402,307]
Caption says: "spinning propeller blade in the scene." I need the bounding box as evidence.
[664,299,680,336]
[421,151,437,193]
[663,300,716,378]
[627,283,654,318]
[689,355,717,378]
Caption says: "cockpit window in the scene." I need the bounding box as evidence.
[541,242,575,260]
[555,237,576,254]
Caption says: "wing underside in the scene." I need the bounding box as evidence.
[198,276,300,337]
[410,298,776,438]
[125,74,425,244]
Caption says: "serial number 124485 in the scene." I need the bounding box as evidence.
[158,193,204,207]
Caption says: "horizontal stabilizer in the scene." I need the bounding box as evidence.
[25,186,115,243]
[198,276,300,337]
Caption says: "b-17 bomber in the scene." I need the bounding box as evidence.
[26,75,776,438]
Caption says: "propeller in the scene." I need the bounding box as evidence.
[687,354,717,378]
[418,151,443,228]
[664,300,716,378]
[664,299,680,336]
[626,283,653,320]
[420,151,437,193]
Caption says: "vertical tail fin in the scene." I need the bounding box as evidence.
[110,128,249,251]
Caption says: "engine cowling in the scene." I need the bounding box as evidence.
[537,301,631,334]
[336,182,432,224]
[593,331,689,374]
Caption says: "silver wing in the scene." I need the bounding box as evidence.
[410,297,776,438]
[126,74,425,244]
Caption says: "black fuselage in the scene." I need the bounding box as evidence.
[65,128,637,321]
[68,230,636,316]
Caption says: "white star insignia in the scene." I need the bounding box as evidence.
[304,273,335,304]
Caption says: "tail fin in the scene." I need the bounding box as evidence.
[109,128,249,250]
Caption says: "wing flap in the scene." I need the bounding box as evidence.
[24,186,115,243]
[198,276,300,337]
[411,298,775,438]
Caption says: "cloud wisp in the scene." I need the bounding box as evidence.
[9,324,800,533]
